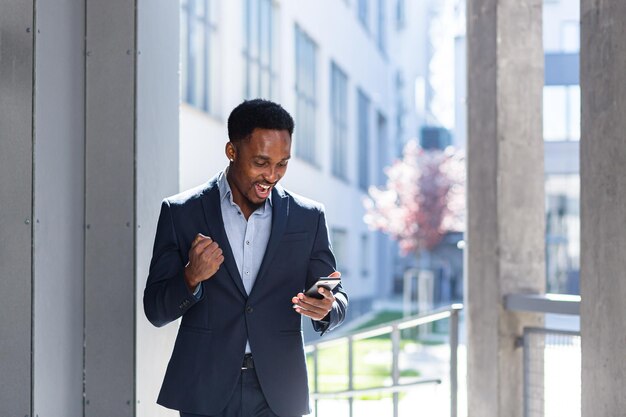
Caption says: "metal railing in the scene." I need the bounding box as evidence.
[305,304,463,417]
[523,327,581,417]
[505,293,581,417]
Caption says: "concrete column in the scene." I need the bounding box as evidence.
[466,0,545,416]
[580,2,626,416]
[0,2,34,416]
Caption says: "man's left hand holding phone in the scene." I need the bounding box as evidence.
[291,271,341,321]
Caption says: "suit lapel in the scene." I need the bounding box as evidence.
[200,180,248,299]
[253,186,289,292]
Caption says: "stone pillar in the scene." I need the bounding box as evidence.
[580,2,626,416]
[466,0,545,416]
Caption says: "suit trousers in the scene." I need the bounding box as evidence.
[179,367,300,417]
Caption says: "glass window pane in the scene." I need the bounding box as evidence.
[295,26,317,164]
[194,0,206,19]
[249,0,259,58]
[331,229,349,274]
[568,85,581,141]
[358,0,369,28]
[358,90,370,190]
[181,0,216,113]
[377,0,385,51]
[561,21,580,53]
[545,174,580,294]
[543,86,568,141]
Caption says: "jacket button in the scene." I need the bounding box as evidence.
[246,306,253,314]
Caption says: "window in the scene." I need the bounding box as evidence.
[377,0,386,53]
[294,25,318,165]
[543,85,580,141]
[180,0,218,113]
[395,0,406,30]
[244,0,276,99]
[376,112,388,185]
[357,88,370,190]
[331,229,349,275]
[561,21,580,53]
[545,174,580,294]
[358,0,369,31]
[330,62,348,180]
[361,233,370,278]
[395,72,405,158]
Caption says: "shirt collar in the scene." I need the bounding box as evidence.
[217,167,273,209]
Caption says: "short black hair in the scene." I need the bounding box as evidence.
[227,99,295,142]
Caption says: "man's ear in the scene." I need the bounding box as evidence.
[225,142,236,162]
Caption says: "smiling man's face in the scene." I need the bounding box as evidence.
[225,128,291,218]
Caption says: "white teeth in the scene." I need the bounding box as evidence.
[258,184,270,190]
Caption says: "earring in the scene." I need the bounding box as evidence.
[229,158,234,162]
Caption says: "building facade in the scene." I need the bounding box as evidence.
[178,0,432,327]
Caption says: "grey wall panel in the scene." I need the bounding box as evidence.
[0,1,34,416]
[32,1,85,416]
[135,1,180,415]
[84,0,136,415]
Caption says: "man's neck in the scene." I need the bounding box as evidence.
[225,172,260,220]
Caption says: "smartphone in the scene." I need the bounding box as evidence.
[304,277,341,299]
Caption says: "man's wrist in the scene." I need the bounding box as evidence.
[184,268,198,292]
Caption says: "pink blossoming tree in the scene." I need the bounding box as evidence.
[363,140,465,256]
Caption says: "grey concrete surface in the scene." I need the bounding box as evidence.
[466,0,545,416]
[84,0,136,415]
[580,1,626,416]
[1,1,181,415]
[0,2,34,416]
[33,1,86,416]
[135,0,180,415]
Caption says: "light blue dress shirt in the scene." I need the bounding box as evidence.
[194,169,272,354]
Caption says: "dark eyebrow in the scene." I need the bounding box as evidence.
[254,155,291,162]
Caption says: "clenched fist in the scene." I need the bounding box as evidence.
[184,233,224,292]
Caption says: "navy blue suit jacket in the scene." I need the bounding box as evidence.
[144,176,348,416]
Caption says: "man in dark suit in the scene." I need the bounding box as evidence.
[144,99,348,417]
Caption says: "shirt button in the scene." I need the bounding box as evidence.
[246,306,253,314]
[245,271,249,275]
[246,240,250,245]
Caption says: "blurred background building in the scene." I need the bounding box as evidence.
[176,0,468,331]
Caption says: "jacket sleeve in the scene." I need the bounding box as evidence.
[306,207,349,335]
[143,200,202,327]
